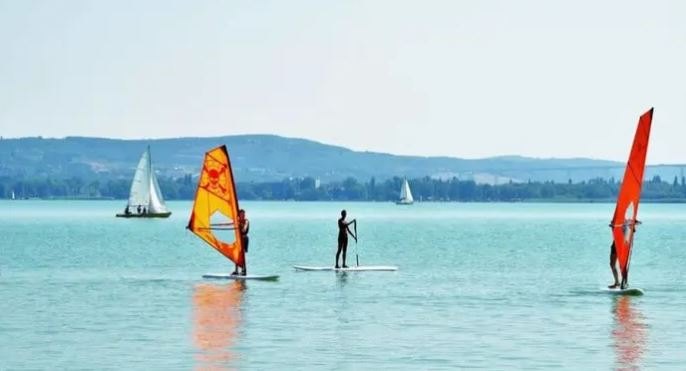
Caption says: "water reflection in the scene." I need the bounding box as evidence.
[336,271,349,287]
[611,296,647,370]
[193,281,246,371]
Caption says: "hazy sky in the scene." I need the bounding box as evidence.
[1,1,685,163]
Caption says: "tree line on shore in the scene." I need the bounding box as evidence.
[3,174,686,202]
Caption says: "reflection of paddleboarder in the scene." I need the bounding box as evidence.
[335,210,356,268]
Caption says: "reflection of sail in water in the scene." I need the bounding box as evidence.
[193,282,245,370]
[612,296,647,370]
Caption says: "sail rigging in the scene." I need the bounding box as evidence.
[187,145,245,269]
[611,108,653,288]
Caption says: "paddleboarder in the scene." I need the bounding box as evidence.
[335,210,356,268]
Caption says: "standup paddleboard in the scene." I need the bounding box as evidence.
[203,273,279,281]
[293,265,397,272]
[602,287,645,296]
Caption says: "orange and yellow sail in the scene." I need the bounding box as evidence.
[187,145,245,268]
[611,108,653,288]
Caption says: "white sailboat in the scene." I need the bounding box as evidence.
[116,146,171,218]
[10,190,15,200]
[396,178,414,205]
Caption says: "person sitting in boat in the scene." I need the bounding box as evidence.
[608,241,620,289]
[137,205,142,214]
[232,209,250,276]
[124,205,131,215]
[335,210,356,268]
[143,207,147,214]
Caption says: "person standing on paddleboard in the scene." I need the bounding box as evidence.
[336,210,356,268]
[232,209,250,276]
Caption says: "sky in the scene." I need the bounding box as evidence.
[1,0,685,163]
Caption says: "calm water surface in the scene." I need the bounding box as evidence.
[1,201,686,370]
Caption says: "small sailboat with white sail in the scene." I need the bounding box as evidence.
[396,178,414,205]
[604,107,653,296]
[187,145,278,281]
[116,146,171,218]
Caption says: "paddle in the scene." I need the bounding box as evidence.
[353,220,359,266]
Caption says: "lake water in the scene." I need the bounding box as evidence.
[1,201,685,370]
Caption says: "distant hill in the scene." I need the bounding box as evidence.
[0,135,682,183]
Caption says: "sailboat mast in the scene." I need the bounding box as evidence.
[147,146,152,210]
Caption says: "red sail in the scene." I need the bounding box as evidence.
[611,108,653,287]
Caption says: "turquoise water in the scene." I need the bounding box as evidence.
[1,201,686,370]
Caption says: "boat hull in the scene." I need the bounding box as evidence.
[116,212,172,218]
[395,200,414,205]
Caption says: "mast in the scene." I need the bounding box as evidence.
[223,145,246,270]
[147,146,152,210]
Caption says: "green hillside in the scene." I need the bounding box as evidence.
[0,134,636,183]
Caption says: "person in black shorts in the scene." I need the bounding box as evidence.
[335,210,356,268]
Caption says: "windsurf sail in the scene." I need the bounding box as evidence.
[611,108,653,288]
[126,146,170,214]
[187,145,245,269]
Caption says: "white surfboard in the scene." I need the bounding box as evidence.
[601,287,645,296]
[293,265,398,272]
[202,273,279,281]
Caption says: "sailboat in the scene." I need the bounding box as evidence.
[116,146,171,218]
[396,178,414,205]
[187,145,278,281]
[606,107,653,295]
[10,190,15,200]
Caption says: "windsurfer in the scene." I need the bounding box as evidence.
[232,209,250,276]
[608,241,620,289]
[335,210,356,268]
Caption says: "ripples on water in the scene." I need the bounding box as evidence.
[1,201,685,369]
